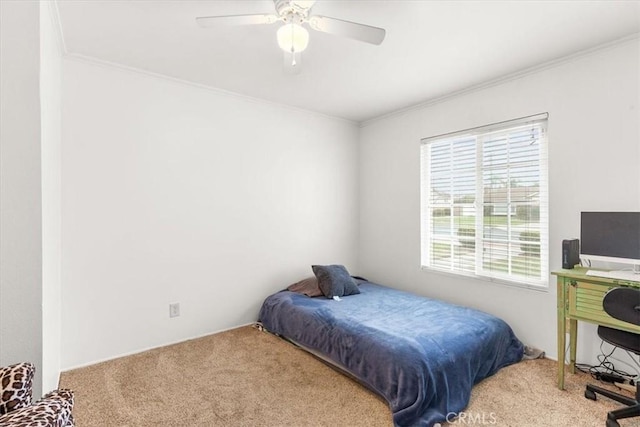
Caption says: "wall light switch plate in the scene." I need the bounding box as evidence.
[169,303,180,318]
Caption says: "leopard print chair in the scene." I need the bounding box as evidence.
[0,362,74,427]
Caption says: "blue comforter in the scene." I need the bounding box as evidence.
[258,281,523,427]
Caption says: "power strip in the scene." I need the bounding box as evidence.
[596,372,627,383]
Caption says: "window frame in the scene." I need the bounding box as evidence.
[420,113,549,290]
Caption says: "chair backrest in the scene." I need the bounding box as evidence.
[0,362,34,414]
[603,287,640,326]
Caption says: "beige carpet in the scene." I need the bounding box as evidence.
[60,325,638,427]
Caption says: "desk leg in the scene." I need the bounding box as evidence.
[557,318,566,389]
[569,319,577,374]
[557,278,566,390]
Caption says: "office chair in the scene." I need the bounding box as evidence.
[584,286,640,427]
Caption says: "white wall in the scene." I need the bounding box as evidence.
[0,0,44,396]
[40,0,63,391]
[61,59,360,369]
[358,39,640,365]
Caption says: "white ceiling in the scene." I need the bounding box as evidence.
[56,0,640,123]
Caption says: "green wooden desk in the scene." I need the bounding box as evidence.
[553,268,640,390]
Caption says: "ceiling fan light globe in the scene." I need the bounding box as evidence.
[277,23,309,53]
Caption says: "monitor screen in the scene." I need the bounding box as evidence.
[580,212,640,263]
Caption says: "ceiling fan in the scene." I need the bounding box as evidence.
[196,0,386,72]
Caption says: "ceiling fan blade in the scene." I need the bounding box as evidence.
[196,14,278,28]
[307,15,385,45]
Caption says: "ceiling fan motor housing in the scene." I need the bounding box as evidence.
[275,0,313,21]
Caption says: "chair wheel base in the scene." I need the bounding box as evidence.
[606,418,620,427]
[585,389,597,400]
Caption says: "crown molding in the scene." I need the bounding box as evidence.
[360,33,640,128]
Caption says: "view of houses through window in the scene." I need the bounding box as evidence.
[421,115,548,288]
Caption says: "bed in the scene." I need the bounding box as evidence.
[258,278,524,427]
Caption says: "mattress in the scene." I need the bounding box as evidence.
[258,279,524,427]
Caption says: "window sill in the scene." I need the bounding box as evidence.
[420,265,549,292]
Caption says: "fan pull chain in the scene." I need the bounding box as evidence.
[290,21,297,67]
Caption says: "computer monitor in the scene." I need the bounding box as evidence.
[580,211,640,273]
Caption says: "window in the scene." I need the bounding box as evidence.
[420,114,548,288]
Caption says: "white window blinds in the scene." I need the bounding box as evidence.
[420,114,548,288]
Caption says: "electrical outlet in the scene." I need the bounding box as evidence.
[169,303,180,318]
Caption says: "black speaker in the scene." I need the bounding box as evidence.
[562,239,580,269]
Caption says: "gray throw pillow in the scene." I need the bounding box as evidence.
[312,264,360,299]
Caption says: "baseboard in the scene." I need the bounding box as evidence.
[60,322,255,372]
